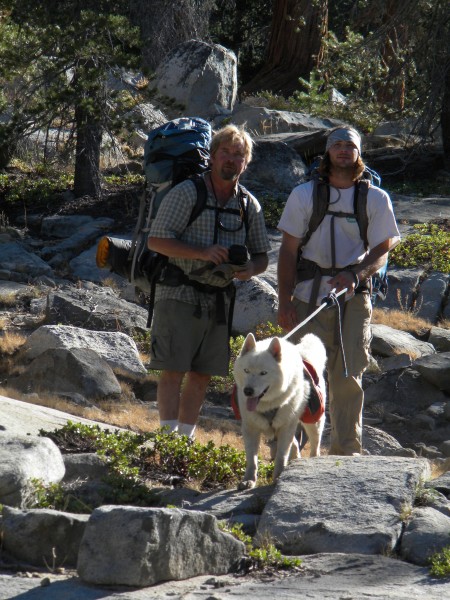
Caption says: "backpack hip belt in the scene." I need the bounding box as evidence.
[158,262,234,295]
[153,262,236,332]
[297,257,370,290]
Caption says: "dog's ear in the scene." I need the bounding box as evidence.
[240,332,256,355]
[268,337,282,362]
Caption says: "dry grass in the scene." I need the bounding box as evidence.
[5,302,446,461]
[101,276,122,292]
[372,307,434,334]
[0,331,27,355]
[0,292,18,307]
[430,457,450,479]
[0,381,286,458]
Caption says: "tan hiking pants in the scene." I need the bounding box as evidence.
[291,292,372,455]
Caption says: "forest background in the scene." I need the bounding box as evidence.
[0,0,448,199]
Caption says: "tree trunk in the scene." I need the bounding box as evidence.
[375,1,408,109]
[442,66,450,169]
[130,0,213,72]
[240,0,328,97]
[0,131,16,170]
[73,104,102,198]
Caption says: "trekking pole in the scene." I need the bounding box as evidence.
[282,287,348,341]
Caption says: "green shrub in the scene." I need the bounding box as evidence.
[255,321,283,340]
[248,544,302,570]
[260,193,286,229]
[39,421,274,499]
[389,224,449,272]
[25,478,91,513]
[219,521,302,571]
[0,172,72,205]
[429,546,450,578]
[386,179,450,198]
[103,173,145,187]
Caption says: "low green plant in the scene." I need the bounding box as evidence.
[25,478,90,513]
[209,333,245,393]
[260,193,286,229]
[0,172,73,205]
[148,429,249,488]
[429,546,450,578]
[220,522,302,571]
[39,421,274,498]
[390,223,449,272]
[219,521,252,547]
[248,544,302,570]
[27,478,66,509]
[414,481,439,507]
[385,179,450,198]
[103,173,145,187]
[255,321,284,340]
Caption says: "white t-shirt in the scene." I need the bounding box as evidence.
[277,181,400,305]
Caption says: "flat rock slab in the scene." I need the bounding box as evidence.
[1,553,449,599]
[257,456,431,555]
[0,396,118,436]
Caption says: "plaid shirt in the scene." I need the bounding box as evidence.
[149,176,271,308]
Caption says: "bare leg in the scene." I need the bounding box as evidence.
[178,371,211,425]
[157,370,185,421]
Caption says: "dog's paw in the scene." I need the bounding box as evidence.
[238,480,256,491]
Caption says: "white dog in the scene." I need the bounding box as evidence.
[233,333,327,490]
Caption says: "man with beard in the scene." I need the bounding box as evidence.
[277,126,400,456]
[148,124,270,438]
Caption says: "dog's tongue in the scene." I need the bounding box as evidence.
[246,397,259,412]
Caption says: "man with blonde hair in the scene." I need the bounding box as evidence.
[148,124,270,438]
[277,125,400,455]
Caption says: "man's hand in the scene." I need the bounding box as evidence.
[278,299,299,332]
[233,262,255,281]
[234,252,268,281]
[327,270,357,294]
[200,244,229,265]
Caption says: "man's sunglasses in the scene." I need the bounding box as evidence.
[215,205,245,232]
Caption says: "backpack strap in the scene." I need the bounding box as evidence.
[237,183,250,236]
[190,174,250,235]
[302,174,330,247]
[189,174,209,225]
[303,175,370,249]
[353,179,370,249]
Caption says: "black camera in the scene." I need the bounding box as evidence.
[228,244,249,265]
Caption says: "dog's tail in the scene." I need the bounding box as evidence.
[298,333,327,373]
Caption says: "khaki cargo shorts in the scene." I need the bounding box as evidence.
[149,299,230,376]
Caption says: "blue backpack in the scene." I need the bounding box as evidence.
[143,116,212,217]
[97,117,212,297]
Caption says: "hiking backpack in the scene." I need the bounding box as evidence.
[301,163,388,304]
[96,117,213,295]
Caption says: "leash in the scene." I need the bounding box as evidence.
[282,287,349,377]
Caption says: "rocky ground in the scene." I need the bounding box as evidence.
[1,174,449,456]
